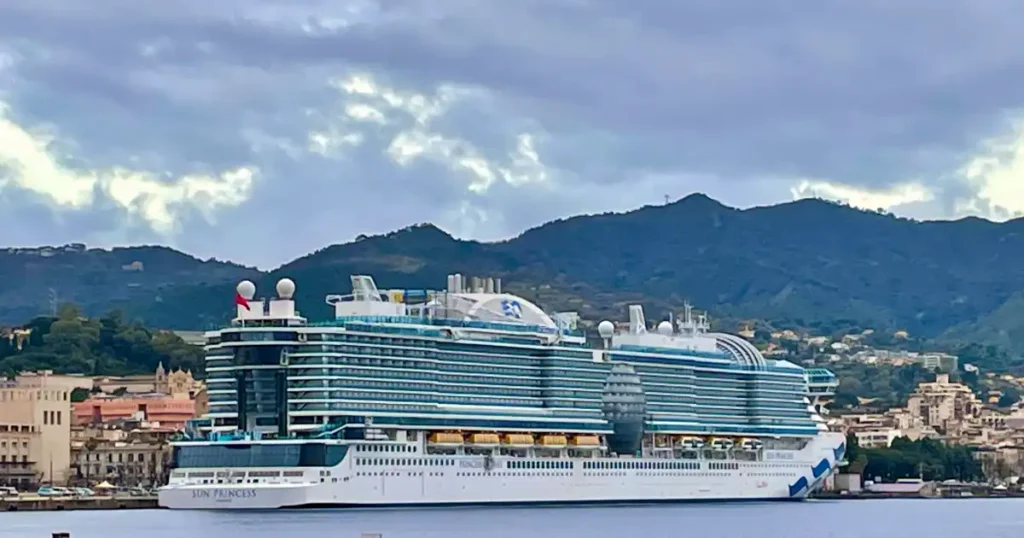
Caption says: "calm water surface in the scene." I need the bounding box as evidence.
[3,499,1023,538]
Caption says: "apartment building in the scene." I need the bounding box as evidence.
[70,422,176,487]
[0,371,91,486]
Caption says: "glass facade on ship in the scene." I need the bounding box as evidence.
[203,287,823,440]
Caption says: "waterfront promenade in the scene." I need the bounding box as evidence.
[0,495,158,511]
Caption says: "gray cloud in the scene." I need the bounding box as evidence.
[2,0,1024,267]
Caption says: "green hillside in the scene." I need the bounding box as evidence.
[2,195,1023,351]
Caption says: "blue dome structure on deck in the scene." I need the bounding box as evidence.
[709,332,767,369]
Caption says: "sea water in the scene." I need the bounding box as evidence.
[2,499,1023,538]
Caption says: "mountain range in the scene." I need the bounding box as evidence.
[3,194,1024,351]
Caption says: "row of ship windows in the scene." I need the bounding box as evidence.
[331,469,802,477]
[210,384,803,412]
[281,381,807,408]
[202,413,821,437]
[509,460,571,470]
[357,458,454,467]
[218,333,711,367]
[356,469,741,477]
[208,352,806,383]
[354,459,782,471]
[280,350,805,389]
[210,366,804,397]
[288,330,749,368]
[217,331,807,380]
[221,418,816,437]
[582,460,699,470]
[210,395,812,421]
[227,371,803,400]
[210,340,806,386]
[284,402,596,418]
[288,376,805,405]
[354,445,415,453]
[351,471,786,479]
[280,389,810,415]
[235,401,814,424]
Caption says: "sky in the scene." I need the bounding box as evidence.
[2,1,1024,268]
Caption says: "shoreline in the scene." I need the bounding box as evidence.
[5,493,1023,512]
[813,491,1023,500]
[1,496,159,511]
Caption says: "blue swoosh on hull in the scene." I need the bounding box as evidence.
[812,458,831,478]
[833,442,846,461]
[788,477,809,497]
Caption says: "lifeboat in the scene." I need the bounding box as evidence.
[503,433,535,447]
[428,432,464,446]
[740,438,764,451]
[679,436,705,450]
[709,437,734,451]
[539,434,568,447]
[468,433,500,446]
[571,435,601,449]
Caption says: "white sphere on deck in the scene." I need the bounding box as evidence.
[236,280,256,300]
[657,320,673,335]
[598,320,615,339]
[276,278,296,299]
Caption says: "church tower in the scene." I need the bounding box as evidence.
[155,361,168,394]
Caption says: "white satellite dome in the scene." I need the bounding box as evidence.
[598,320,615,339]
[236,280,256,300]
[657,321,673,335]
[276,278,296,299]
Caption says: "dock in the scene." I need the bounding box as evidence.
[813,488,1024,500]
[1,495,159,511]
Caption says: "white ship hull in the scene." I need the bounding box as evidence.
[159,432,845,510]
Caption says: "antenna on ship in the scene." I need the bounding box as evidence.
[678,301,693,335]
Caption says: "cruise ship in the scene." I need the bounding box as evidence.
[158,274,845,510]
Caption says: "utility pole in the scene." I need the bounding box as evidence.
[48,288,58,317]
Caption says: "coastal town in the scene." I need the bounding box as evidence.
[0,326,207,502]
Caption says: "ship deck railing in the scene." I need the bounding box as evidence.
[308,315,585,338]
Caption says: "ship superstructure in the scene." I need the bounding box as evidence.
[159,274,845,509]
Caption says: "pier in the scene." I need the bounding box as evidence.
[1,495,159,511]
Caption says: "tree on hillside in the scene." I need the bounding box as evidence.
[0,335,12,360]
[998,388,1021,408]
[854,436,983,482]
[830,362,935,410]
[0,305,203,378]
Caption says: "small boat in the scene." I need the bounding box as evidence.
[468,433,500,446]
[428,432,463,446]
[709,437,734,451]
[679,436,705,449]
[538,434,568,447]
[739,438,764,451]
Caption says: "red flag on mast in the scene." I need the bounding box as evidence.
[235,292,250,311]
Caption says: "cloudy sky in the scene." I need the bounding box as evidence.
[2,1,1024,268]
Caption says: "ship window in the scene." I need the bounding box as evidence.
[173,443,348,468]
